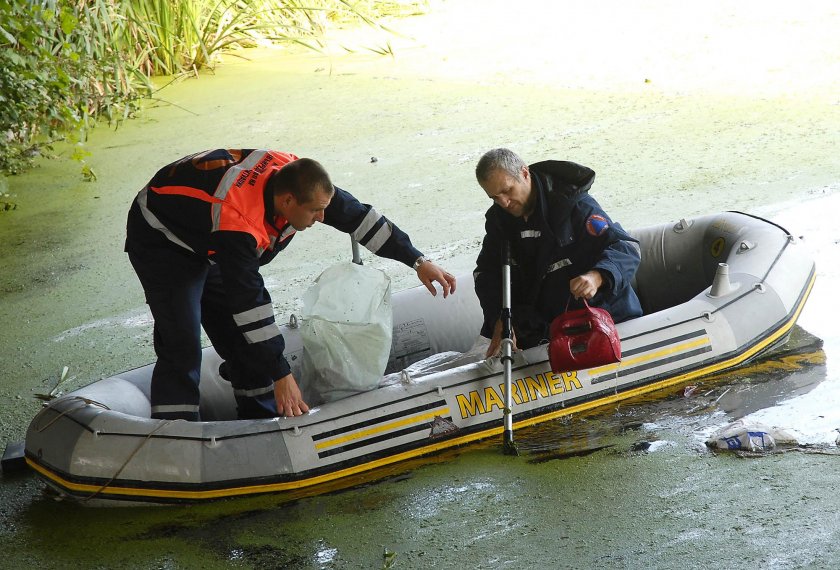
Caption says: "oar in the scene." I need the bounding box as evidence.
[501,240,518,455]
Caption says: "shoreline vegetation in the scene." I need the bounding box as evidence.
[0,0,429,178]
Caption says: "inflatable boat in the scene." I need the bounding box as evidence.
[24,211,816,505]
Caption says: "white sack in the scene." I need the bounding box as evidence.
[300,263,392,404]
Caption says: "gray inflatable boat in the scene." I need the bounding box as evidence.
[24,211,815,505]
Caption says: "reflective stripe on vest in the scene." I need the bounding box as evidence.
[210,151,298,252]
[136,186,197,253]
[150,184,223,203]
[145,150,299,255]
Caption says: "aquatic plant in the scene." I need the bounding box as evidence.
[0,0,429,176]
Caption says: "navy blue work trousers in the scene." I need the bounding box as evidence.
[127,236,279,421]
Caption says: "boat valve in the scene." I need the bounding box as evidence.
[708,263,740,298]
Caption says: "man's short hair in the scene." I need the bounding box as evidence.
[268,157,334,203]
[475,148,527,184]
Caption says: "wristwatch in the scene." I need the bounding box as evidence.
[413,256,427,271]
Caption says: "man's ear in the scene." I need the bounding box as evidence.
[273,191,294,215]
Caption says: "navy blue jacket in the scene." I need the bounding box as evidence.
[126,149,422,381]
[474,160,642,346]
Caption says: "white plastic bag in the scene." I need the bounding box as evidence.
[705,419,797,452]
[300,262,392,404]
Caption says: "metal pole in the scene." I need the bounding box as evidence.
[351,236,362,265]
[501,240,517,455]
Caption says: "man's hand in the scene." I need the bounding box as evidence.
[485,318,518,358]
[569,270,604,301]
[274,373,310,417]
[417,261,457,298]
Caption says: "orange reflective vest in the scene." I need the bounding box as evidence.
[139,149,298,258]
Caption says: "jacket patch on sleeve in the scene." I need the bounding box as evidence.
[585,214,610,236]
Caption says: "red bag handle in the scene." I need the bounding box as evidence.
[564,297,594,313]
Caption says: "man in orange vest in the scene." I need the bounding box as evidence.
[126,149,456,421]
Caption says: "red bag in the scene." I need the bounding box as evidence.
[548,299,621,373]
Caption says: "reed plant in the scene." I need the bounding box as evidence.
[0,0,428,177]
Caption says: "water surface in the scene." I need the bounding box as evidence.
[2,2,840,568]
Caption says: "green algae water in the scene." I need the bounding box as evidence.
[3,2,840,567]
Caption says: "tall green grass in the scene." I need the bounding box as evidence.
[0,0,428,177]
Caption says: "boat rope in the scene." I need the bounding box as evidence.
[33,397,111,433]
[81,419,183,503]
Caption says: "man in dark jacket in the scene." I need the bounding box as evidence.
[473,148,641,357]
[126,149,456,421]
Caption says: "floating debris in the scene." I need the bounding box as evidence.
[33,366,74,402]
[382,548,396,569]
[706,419,797,453]
[630,441,652,452]
[630,440,676,454]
